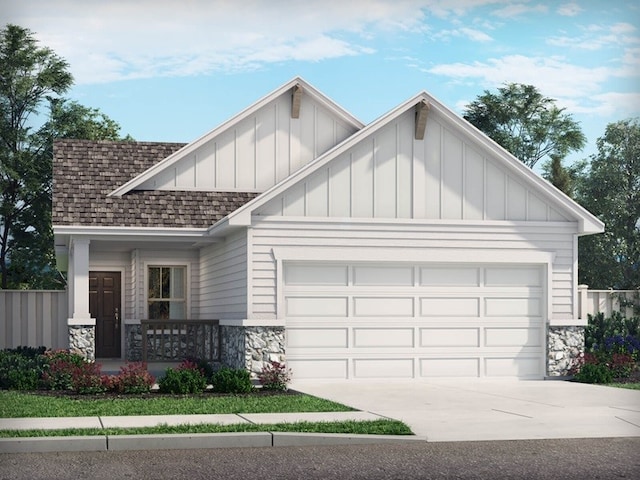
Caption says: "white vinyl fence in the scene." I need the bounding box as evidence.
[578,285,639,319]
[0,290,68,350]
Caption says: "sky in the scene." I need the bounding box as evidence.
[2,0,639,168]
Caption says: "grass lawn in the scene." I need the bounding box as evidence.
[606,382,640,390]
[0,391,414,437]
[0,419,413,438]
[0,391,354,418]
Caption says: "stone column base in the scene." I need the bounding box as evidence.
[68,325,95,361]
[221,326,285,377]
[547,326,585,376]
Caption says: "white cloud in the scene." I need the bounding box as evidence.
[574,92,640,117]
[459,27,493,42]
[428,53,640,122]
[2,0,444,84]
[557,3,582,17]
[491,3,548,18]
[429,54,610,98]
[432,27,493,43]
[547,22,639,51]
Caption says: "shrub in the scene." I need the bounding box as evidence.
[586,312,640,353]
[258,361,291,391]
[159,360,207,394]
[5,346,47,358]
[41,350,90,391]
[109,362,155,394]
[574,363,614,384]
[186,357,215,383]
[597,335,640,361]
[211,367,253,394]
[69,362,106,394]
[0,350,46,390]
[609,353,636,379]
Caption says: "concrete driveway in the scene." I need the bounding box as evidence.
[292,379,640,442]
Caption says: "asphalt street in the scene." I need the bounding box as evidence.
[1,437,638,480]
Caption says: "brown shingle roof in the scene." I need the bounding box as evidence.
[53,139,259,228]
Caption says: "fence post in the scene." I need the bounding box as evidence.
[577,284,589,320]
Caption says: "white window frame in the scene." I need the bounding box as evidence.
[145,264,189,320]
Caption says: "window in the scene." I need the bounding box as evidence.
[147,266,186,319]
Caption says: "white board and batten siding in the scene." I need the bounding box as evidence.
[256,109,570,223]
[137,95,358,193]
[283,263,545,379]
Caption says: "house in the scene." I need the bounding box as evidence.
[53,77,603,381]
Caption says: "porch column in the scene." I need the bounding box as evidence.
[67,237,95,360]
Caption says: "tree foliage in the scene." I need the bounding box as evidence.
[463,83,586,169]
[0,24,128,289]
[575,119,640,289]
[542,154,575,197]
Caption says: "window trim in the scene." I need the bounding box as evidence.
[145,263,189,320]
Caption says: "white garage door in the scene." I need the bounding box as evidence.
[284,263,545,380]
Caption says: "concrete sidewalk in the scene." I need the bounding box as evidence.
[0,410,421,453]
[0,410,384,430]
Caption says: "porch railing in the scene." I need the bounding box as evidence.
[140,319,220,363]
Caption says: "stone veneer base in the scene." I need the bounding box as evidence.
[547,326,585,377]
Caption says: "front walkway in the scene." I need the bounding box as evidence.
[292,379,640,442]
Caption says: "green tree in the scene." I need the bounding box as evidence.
[575,119,640,289]
[0,24,129,289]
[463,83,586,169]
[542,154,575,197]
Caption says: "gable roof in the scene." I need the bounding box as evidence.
[52,139,258,228]
[108,77,365,197]
[213,91,604,235]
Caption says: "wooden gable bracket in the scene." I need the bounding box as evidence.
[291,84,303,119]
[414,100,430,140]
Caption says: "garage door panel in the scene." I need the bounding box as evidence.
[353,328,414,347]
[485,327,542,347]
[420,267,480,286]
[286,297,348,317]
[485,297,541,317]
[287,328,348,348]
[484,356,542,377]
[420,358,480,377]
[285,264,348,285]
[420,328,479,347]
[284,263,544,380]
[485,267,541,287]
[420,297,480,317]
[288,359,348,379]
[353,359,414,378]
[353,266,413,286]
[354,297,414,317]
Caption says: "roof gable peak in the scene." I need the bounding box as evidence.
[109,77,364,197]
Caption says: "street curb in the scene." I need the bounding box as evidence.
[271,432,426,447]
[0,432,424,454]
[107,432,273,451]
[0,435,107,453]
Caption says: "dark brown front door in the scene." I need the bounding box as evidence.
[90,271,121,358]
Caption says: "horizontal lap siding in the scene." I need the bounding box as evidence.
[250,220,577,321]
[200,230,248,319]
